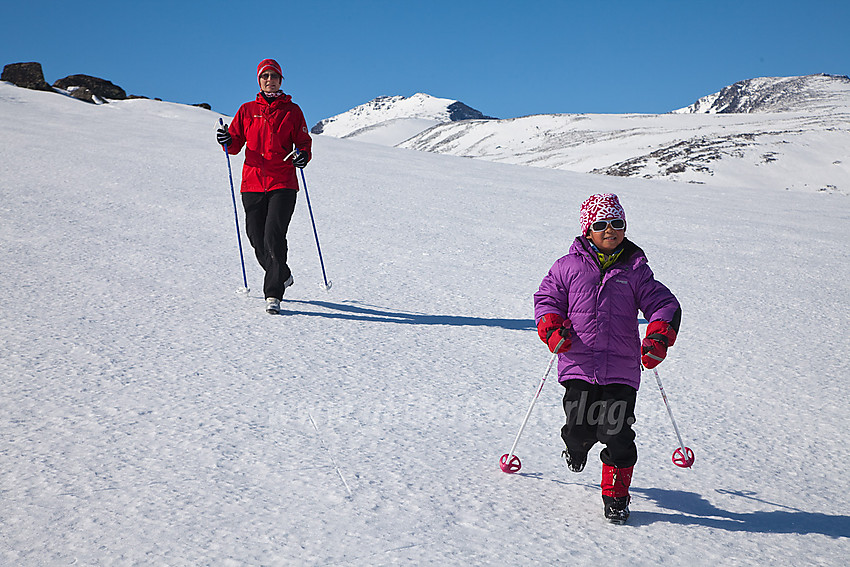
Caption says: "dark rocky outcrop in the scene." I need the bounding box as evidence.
[1,62,53,91]
[53,74,127,100]
[447,101,495,121]
[68,87,96,104]
[3,61,214,110]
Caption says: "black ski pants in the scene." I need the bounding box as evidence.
[242,188,297,300]
[560,379,638,468]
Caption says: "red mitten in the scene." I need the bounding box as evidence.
[641,320,677,369]
[537,314,572,354]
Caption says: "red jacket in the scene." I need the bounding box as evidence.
[227,92,312,192]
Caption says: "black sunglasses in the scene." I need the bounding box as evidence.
[590,219,625,232]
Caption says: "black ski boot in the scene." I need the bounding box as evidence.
[561,445,587,473]
[603,495,630,524]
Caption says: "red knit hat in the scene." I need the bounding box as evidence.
[580,193,627,235]
[257,58,283,85]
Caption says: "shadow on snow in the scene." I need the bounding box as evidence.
[626,487,849,538]
[278,299,534,331]
[545,477,847,537]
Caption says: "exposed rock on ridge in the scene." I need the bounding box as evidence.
[2,61,213,110]
[1,62,53,92]
[673,73,850,114]
[53,74,127,100]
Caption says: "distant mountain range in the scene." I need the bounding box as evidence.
[314,74,850,192]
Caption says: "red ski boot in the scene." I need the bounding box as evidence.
[601,464,633,524]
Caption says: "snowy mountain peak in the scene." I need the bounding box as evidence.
[672,73,850,114]
[310,93,493,144]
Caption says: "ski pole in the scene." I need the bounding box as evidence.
[219,118,249,294]
[500,337,566,474]
[651,367,695,468]
[295,154,332,292]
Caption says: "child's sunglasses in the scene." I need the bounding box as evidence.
[590,219,626,232]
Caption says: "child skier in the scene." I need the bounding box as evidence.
[533,193,681,524]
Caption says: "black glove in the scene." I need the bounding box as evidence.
[293,150,309,168]
[216,124,232,146]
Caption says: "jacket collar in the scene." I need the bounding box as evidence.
[572,236,644,271]
[255,91,292,106]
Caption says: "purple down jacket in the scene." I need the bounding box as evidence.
[534,237,680,390]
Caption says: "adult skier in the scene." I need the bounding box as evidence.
[216,58,312,314]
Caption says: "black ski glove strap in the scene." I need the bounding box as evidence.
[645,333,669,347]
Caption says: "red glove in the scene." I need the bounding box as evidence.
[537,314,572,354]
[641,320,677,369]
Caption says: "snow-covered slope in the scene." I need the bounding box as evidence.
[1,81,849,565]
[311,92,493,145]
[395,74,850,191]
[672,73,850,114]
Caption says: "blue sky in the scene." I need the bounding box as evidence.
[3,0,848,125]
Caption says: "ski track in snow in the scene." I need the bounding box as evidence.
[1,82,849,565]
